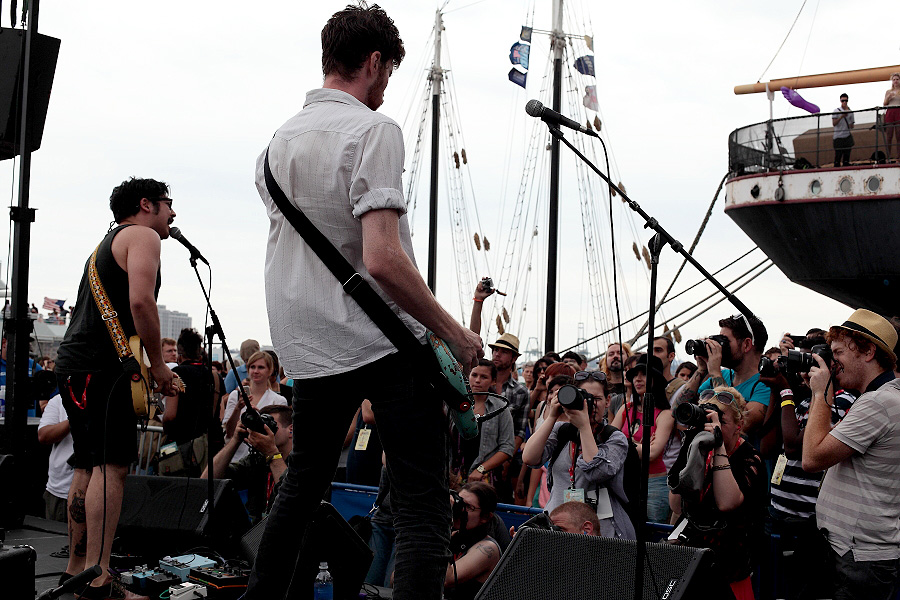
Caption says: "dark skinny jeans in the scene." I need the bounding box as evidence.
[244,352,451,600]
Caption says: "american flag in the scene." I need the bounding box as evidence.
[43,297,65,312]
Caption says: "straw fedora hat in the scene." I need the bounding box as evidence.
[834,309,898,363]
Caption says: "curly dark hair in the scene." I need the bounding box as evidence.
[176,328,203,361]
[321,4,405,80]
[719,313,768,353]
[109,177,169,223]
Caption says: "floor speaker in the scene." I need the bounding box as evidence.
[116,475,251,557]
[0,27,60,160]
[475,528,734,600]
[0,454,25,529]
[285,501,373,600]
[0,544,35,600]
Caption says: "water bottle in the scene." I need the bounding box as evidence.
[313,562,333,600]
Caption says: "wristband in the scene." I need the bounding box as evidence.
[473,297,483,302]
[266,453,283,464]
[712,464,732,471]
[779,388,794,398]
[781,399,796,409]
[714,453,728,458]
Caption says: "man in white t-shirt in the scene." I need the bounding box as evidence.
[37,394,74,522]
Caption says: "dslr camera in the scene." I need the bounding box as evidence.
[674,401,722,429]
[241,409,279,436]
[684,334,731,363]
[759,344,832,376]
[557,384,594,414]
[480,276,494,294]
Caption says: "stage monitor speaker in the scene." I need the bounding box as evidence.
[116,475,251,557]
[474,528,734,600]
[0,27,61,161]
[282,501,373,600]
[0,454,25,529]
[0,544,36,600]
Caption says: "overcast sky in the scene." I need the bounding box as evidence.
[1,0,894,362]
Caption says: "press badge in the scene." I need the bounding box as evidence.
[355,427,371,451]
[771,453,788,485]
[564,487,585,503]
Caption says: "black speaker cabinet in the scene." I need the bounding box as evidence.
[0,544,36,600]
[475,528,734,600]
[0,27,60,160]
[0,454,25,529]
[286,501,373,600]
[116,475,251,557]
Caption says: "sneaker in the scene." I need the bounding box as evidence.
[75,582,114,600]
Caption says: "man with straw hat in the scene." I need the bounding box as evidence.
[803,309,900,600]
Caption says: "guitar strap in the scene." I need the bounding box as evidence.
[87,243,140,375]
[262,148,427,361]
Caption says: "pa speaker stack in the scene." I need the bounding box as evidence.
[475,527,734,600]
[0,27,60,160]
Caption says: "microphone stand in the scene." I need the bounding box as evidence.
[543,124,757,600]
[185,252,253,535]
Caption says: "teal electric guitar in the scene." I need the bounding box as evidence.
[427,331,479,439]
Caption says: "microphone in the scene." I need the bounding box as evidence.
[525,99,599,138]
[37,565,103,600]
[168,227,210,265]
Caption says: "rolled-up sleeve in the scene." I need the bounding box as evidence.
[350,122,406,218]
[577,430,628,486]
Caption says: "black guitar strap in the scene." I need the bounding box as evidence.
[262,148,427,363]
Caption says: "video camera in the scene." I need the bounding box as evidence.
[758,344,832,377]
[557,384,594,414]
[684,335,731,363]
[480,277,494,294]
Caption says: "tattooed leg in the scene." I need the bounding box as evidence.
[66,468,91,574]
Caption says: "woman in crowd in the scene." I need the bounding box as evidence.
[675,361,698,382]
[884,72,900,160]
[450,359,515,487]
[523,372,635,539]
[444,482,502,600]
[668,386,767,600]
[612,354,676,523]
[222,350,287,463]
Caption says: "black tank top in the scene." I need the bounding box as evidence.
[56,225,161,374]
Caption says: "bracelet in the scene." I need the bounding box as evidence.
[781,399,796,409]
[714,453,728,458]
[473,297,483,302]
[266,453,283,464]
[712,464,732,471]
[779,388,794,398]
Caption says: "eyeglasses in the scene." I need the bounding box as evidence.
[463,501,481,513]
[699,389,735,405]
[575,371,606,383]
[150,197,173,209]
[730,313,755,347]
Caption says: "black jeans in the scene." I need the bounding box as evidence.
[833,135,853,166]
[244,352,451,600]
[831,547,900,600]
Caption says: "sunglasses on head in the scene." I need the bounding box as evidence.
[730,313,756,347]
[699,389,735,405]
[574,371,606,383]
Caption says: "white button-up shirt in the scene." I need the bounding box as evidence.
[256,88,425,378]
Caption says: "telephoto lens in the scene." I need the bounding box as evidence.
[674,402,714,429]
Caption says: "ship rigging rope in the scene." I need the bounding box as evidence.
[561,256,774,357]
[757,0,809,83]
[628,261,776,355]
[629,171,730,345]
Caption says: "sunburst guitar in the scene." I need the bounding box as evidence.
[427,331,479,439]
[128,335,184,419]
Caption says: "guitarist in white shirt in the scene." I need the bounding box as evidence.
[55,177,177,598]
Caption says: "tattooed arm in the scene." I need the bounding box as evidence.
[444,538,501,587]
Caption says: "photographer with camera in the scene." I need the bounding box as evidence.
[444,482,502,600]
[677,314,771,441]
[203,404,293,522]
[668,387,767,600]
[758,334,857,599]
[803,309,900,600]
[523,372,635,540]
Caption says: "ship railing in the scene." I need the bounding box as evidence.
[728,106,894,175]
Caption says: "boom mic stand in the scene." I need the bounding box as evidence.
[543,124,757,600]
[185,253,254,536]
